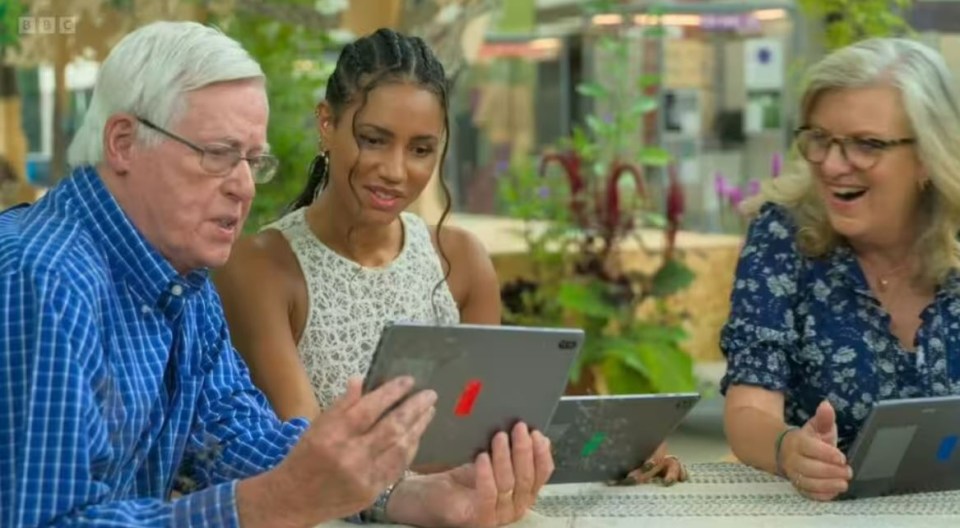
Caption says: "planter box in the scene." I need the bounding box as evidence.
[448,213,743,362]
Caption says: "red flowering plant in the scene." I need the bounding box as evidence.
[499,1,696,395]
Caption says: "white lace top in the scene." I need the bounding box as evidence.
[264,209,460,408]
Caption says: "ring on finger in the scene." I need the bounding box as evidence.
[793,472,803,490]
[664,455,686,473]
[498,489,514,499]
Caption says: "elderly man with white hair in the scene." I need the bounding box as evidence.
[0,21,545,528]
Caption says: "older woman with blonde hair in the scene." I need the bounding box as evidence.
[721,37,960,502]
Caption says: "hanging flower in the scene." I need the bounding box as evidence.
[727,186,745,208]
[714,171,730,198]
[603,161,645,237]
[665,165,684,261]
[538,151,651,245]
[540,151,587,226]
[666,165,684,225]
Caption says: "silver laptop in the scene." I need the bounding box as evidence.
[363,322,584,470]
[545,393,701,484]
[841,394,960,499]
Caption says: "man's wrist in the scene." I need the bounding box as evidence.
[384,473,438,526]
[362,471,412,524]
[237,472,299,528]
[361,483,397,524]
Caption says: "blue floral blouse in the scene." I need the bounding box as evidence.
[720,203,960,452]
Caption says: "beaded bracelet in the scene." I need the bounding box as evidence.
[774,425,800,477]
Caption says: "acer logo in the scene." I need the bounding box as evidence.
[558,340,577,350]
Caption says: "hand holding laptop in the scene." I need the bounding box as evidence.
[548,393,699,485]
[247,376,437,524]
[622,442,689,486]
[385,422,554,527]
[780,400,854,501]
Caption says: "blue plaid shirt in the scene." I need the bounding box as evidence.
[0,167,312,527]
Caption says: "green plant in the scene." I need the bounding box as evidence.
[0,0,27,53]
[209,2,335,231]
[797,0,914,51]
[499,0,696,395]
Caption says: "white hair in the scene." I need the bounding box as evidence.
[68,21,265,166]
[744,37,960,285]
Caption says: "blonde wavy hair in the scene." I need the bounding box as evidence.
[742,38,960,286]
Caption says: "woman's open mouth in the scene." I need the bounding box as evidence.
[830,186,868,203]
[365,186,402,210]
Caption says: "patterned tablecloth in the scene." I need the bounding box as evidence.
[317,462,960,528]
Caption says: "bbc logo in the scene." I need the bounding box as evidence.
[18,17,78,35]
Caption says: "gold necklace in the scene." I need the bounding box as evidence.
[873,262,911,292]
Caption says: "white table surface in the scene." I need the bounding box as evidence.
[318,462,960,528]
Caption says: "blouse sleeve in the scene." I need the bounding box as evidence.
[720,203,804,395]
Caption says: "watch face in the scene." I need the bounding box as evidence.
[363,480,400,523]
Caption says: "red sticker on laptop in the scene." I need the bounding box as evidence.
[454,379,483,417]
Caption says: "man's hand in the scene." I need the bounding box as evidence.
[238,376,436,527]
[781,400,853,501]
[387,422,554,527]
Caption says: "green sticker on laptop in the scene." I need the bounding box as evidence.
[580,431,606,457]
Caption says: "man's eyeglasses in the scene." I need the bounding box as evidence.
[794,126,915,171]
[137,117,278,184]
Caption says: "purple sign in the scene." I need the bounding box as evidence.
[701,13,762,32]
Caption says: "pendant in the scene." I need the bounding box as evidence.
[879,277,890,291]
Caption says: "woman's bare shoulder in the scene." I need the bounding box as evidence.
[428,223,490,268]
[218,228,303,292]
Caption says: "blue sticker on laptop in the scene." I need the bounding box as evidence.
[936,435,958,462]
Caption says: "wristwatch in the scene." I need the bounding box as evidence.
[360,472,410,524]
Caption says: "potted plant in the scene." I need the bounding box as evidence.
[499,1,696,395]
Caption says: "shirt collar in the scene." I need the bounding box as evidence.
[825,244,870,294]
[68,166,208,312]
[825,241,960,300]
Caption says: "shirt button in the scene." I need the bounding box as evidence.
[171,284,184,296]
[141,305,152,314]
